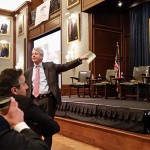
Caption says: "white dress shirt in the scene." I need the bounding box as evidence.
[32,62,49,95]
[13,122,29,132]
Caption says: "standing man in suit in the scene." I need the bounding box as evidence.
[24,47,88,118]
[0,97,49,150]
[0,68,60,149]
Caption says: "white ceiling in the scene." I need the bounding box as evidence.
[0,0,31,11]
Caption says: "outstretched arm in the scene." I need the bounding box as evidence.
[79,53,89,61]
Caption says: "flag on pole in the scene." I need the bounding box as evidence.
[114,42,121,78]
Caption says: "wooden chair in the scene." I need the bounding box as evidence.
[69,71,91,98]
[92,69,118,99]
[120,66,148,101]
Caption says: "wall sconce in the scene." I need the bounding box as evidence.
[65,50,75,62]
[65,44,77,75]
[65,43,77,62]
[15,58,24,70]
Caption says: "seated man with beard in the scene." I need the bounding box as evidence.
[0,68,60,149]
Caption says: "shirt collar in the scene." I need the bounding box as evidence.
[34,62,42,68]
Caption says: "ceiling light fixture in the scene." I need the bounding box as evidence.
[118,1,123,7]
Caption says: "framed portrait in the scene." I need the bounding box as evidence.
[49,0,60,14]
[18,15,24,36]
[67,0,80,9]
[0,18,11,36]
[0,42,10,59]
[67,13,80,43]
[31,9,36,25]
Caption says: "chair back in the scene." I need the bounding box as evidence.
[133,66,148,82]
[78,71,91,84]
[105,69,117,84]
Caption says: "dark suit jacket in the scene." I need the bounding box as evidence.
[0,116,49,150]
[24,58,82,105]
[7,94,60,137]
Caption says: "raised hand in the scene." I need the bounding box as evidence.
[3,97,24,128]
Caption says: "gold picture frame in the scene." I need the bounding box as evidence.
[67,13,80,43]
[18,15,24,36]
[0,42,10,59]
[0,18,11,36]
[67,0,80,9]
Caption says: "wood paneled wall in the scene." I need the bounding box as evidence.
[27,0,61,68]
[88,9,130,77]
[56,116,150,150]
[89,11,122,76]
[28,0,43,25]
[62,3,131,95]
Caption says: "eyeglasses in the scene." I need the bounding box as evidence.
[13,80,27,88]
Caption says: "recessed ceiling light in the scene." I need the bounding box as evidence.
[118,1,123,7]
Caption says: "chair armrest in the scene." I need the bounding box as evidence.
[84,77,90,85]
[109,75,115,84]
[70,77,79,83]
[70,77,79,80]
[122,75,134,81]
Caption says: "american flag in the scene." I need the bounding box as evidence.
[114,42,120,78]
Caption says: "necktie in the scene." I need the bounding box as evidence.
[33,66,40,97]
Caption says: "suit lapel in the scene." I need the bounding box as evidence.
[29,68,33,94]
[43,63,49,82]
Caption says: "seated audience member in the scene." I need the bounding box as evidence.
[0,97,49,150]
[0,68,60,149]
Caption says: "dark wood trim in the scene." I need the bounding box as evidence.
[61,85,69,96]
[15,2,31,14]
[28,16,61,40]
[0,9,14,16]
[27,40,34,68]
[13,16,16,68]
[88,13,95,73]
[45,16,60,32]
[81,0,105,11]
[61,84,92,96]
[24,38,27,70]
[56,116,150,150]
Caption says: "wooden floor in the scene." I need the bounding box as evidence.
[51,134,102,150]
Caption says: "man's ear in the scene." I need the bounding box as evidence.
[11,87,18,95]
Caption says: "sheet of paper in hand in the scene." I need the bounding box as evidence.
[86,51,96,64]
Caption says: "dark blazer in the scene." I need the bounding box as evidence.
[24,58,82,105]
[8,94,60,136]
[0,116,49,150]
